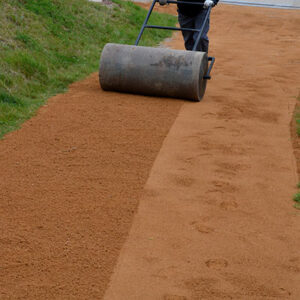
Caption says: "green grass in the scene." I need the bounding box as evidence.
[293,96,300,209]
[295,96,300,136]
[0,0,176,138]
[293,183,300,209]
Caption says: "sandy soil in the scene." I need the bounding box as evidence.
[0,3,300,300]
[0,78,182,298]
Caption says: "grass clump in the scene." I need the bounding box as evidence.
[0,91,23,106]
[295,96,300,136]
[293,183,300,209]
[0,0,176,138]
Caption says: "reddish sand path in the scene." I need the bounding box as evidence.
[0,3,300,300]
[0,77,182,298]
[104,4,300,300]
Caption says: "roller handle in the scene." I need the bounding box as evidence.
[135,0,208,46]
[203,56,215,80]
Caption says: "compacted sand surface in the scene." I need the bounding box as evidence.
[1,3,300,299]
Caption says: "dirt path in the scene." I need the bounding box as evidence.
[0,3,300,300]
[104,4,300,300]
[0,76,182,298]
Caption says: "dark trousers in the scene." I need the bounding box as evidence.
[178,9,210,52]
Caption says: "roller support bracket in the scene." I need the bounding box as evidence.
[203,56,215,80]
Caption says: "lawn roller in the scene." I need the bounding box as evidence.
[99,0,215,101]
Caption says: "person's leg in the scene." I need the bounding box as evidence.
[178,12,195,51]
[193,9,210,52]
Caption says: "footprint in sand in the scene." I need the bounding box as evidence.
[208,180,238,193]
[173,175,195,188]
[278,288,292,297]
[220,200,239,211]
[214,161,249,177]
[282,262,300,273]
[205,258,228,270]
[289,257,300,264]
[191,222,215,234]
[201,112,216,118]
[177,155,195,166]
[203,196,218,206]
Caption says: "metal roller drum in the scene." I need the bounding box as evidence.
[99,43,208,101]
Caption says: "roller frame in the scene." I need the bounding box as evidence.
[135,0,215,79]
